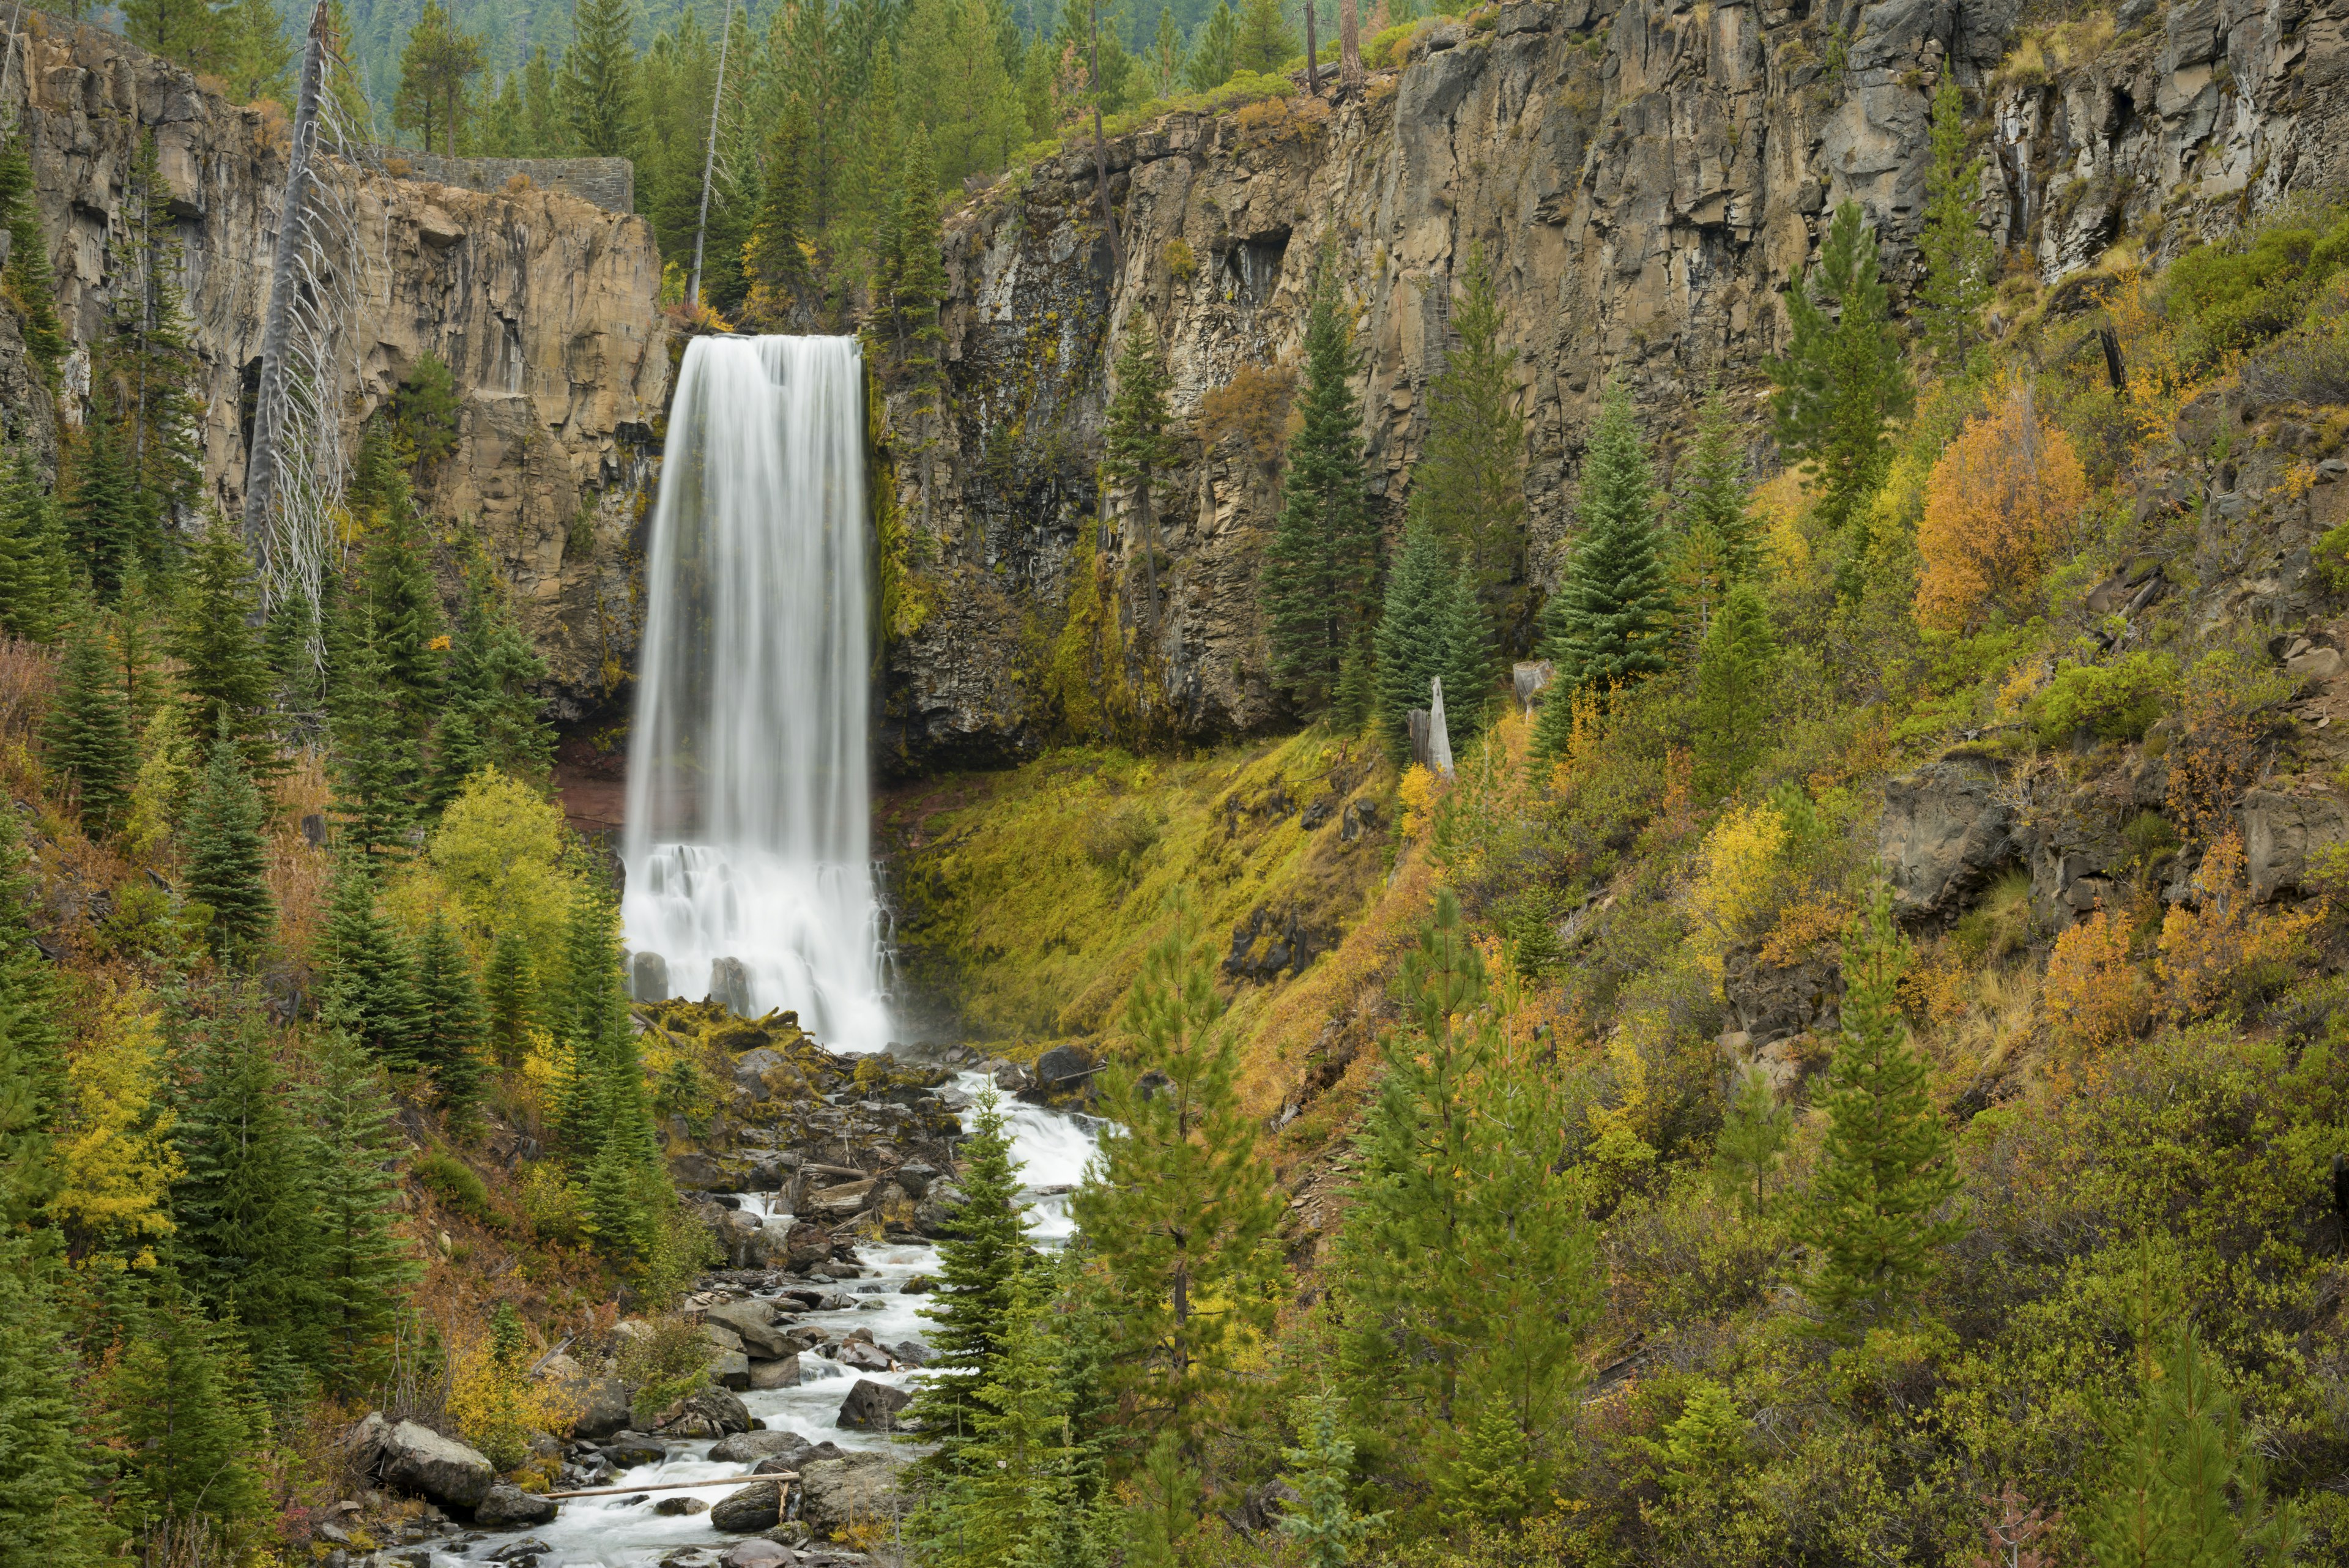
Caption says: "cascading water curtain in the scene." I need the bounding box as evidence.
[621,336,891,1053]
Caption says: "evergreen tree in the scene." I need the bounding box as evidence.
[124,0,228,73]
[1279,1391,1386,1568]
[171,508,278,775]
[1183,1,1239,91]
[742,110,812,315]
[900,0,1023,189]
[1767,200,1912,589]
[117,132,207,542]
[1331,635,1374,734]
[1263,253,1377,716]
[316,859,424,1068]
[65,396,139,601]
[0,451,72,642]
[360,478,449,737]
[1073,913,1285,1449]
[1805,884,1961,1334]
[552,883,627,1157]
[484,926,536,1069]
[305,1028,417,1394]
[1690,579,1777,797]
[1372,518,1485,763]
[907,1090,1033,1464]
[1535,385,1671,760]
[1104,316,1182,656]
[1915,80,1994,373]
[182,718,276,962]
[412,909,489,1122]
[562,0,642,156]
[169,993,324,1392]
[328,633,421,862]
[1414,246,1530,647]
[0,136,65,377]
[1435,555,1496,743]
[0,808,65,1229]
[1151,6,1183,94]
[216,0,294,104]
[426,561,552,809]
[393,0,485,155]
[1671,382,1758,635]
[1713,1062,1792,1220]
[0,1239,110,1566]
[1332,890,1598,1523]
[1231,0,1297,73]
[99,1277,269,1536]
[44,615,138,836]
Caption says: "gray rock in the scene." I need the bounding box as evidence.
[629,949,672,1003]
[654,1496,708,1516]
[708,1480,784,1533]
[702,1322,748,1355]
[345,1414,495,1509]
[538,1357,631,1440]
[708,957,753,1018]
[1723,944,1841,1050]
[733,1047,786,1098]
[718,1540,790,1568]
[651,1386,753,1438]
[797,1451,908,1537]
[712,1351,754,1391]
[473,1483,558,1529]
[747,1354,802,1390]
[1031,1044,1096,1090]
[891,1339,934,1367]
[755,1439,841,1474]
[893,1162,938,1197]
[2237,789,2349,902]
[702,1299,793,1358]
[708,1429,817,1465]
[598,1432,670,1469]
[836,1339,891,1372]
[486,1539,551,1562]
[1879,759,2017,924]
[834,1378,913,1432]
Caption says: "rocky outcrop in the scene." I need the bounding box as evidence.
[3,9,666,716]
[877,0,2343,770]
[709,1480,785,1534]
[2237,787,2349,901]
[1880,756,2019,923]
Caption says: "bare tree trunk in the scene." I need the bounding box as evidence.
[688,0,734,310]
[1305,0,1318,93]
[1139,470,1159,654]
[241,0,330,555]
[1088,0,1124,275]
[1340,0,1363,95]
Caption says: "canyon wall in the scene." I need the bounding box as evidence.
[879,0,2349,773]
[2,9,667,715]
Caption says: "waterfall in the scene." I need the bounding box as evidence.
[621,335,891,1053]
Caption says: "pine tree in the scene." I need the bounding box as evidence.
[393,0,484,155]
[552,883,626,1157]
[316,859,424,1068]
[1104,316,1182,657]
[1231,0,1297,72]
[1279,1391,1386,1568]
[1331,635,1374,734]
[0,808,65,1229]
[1263,254,1376,716]
[1534,386,1671,760]
[1805,884,1961,1335]
[900,0,1023,188]
[907,1090,1032,1464]
[1183,1,1239,90]
[425,561,552,810]
[1671,383,1758,637]
[1713,1062,1792,1220]
[360,478,449,737]
[1690,579,1778,797]
[0,451,72,642]
[328,632,421,862]
[1151,5,1182,94]
[484,926,536,1069]
[65,396,139,601]
[98,1277,269,1536]
[124,0,228,72]
[0,136,65,377]
[169,993,324,1392]
[742,110,812,317]
[1073,913,1285,1447]
[1372,518,1483,762]
[412,909,489,1123]
[1332,890,1598,1522]
[562,0,642,156]
[306,1028,417,1394]
[182,719,276,962]
[44,615,138,836]
[171,508,278,776]
[1768,200,1912,590]
[1414,246,1530,648]
[217,0,294,104]
[1435,554,1496,745]
[1915,80,1994,373]
[0,1239,110,1566]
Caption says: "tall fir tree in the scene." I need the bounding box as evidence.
[1805,883,1961,1334]
[1103,316,1182,658]
[1713,1062,1794,1220]
[483,926,536,1070]
[0,135,65,377]
[1412,246,1530,648]
[124,0,228,73]
[1184,0,1239,90]
[1768,200,1912,592]
[1231,0,1297,72]
[562,0,642,156]
[215,0,294,105]
[1280,1391,1386,1568]
[1073,913,1285,1452]
[182,718,276,962]
[65,395,139,601]
[169,992,324,1395]
[1262,253,1376,716]
[0,1238,111,1566]
[97,1277,269,1537]
[1371,518,1487,763]
[0,808,66,1228]
[1914,80,1994,373]
[425,559,553,809]
[170,508,278,775]
[412,909,489,1123]
[305,1028,417,1394]
[1691,580,1778,797]
[1670,383,1759,636]
[1332,890,1598,1526]
[392,0,484,155]
[1535,384,1672,759]
[316,858,424,1068]
[44,614,138,836]
[328,630,421,862]
[907,1090,1032,1464]
[359,478,449,740]
[0,451,72,641]
[742,109,812,317]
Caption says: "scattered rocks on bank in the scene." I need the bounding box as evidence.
[710,1479,785,1533]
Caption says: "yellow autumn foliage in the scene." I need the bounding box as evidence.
[2043,908,2151,1054]
[399,767,582,958]
[1689,802,1791,979]
[2155,833,2321,1017]
[53,990,181,1268]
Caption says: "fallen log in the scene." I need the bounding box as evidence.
[542,1473,798,1501]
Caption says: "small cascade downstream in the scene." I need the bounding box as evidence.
[443,335,1104,1568]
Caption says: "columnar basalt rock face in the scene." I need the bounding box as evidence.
[3,10,667,716]
[878,0,2342,772]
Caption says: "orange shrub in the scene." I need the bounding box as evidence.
[1915,377,2090,631]
[2156,832,2320,1016]
[1197,362,1297,467]
[2043,908,2150,1053]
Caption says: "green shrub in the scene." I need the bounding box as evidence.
[2029,651,2178,743]
[393,351,461,468]
[414,1148,497,1223]
[619,1316,714,1426]
[2164,211,2349,370]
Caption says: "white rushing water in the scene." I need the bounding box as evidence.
[620,335,892,1055]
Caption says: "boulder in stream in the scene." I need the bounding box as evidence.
[702,1299,793,1358]
[709,1479,785,1533]
[835,1377,913,1431]
[708,1429,815,1465]
[474,1483,558,1529]
[746,1354,801,1389]
[651,1386,752,1437]
[345,1413,495,1508]
[797,1451,907,1536]
[598,1431,671,1468]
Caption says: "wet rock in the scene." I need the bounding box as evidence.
[651,1387,752,1438]
[708,1480,784,1533]
[703,1299,795,1358]
[891,1339,934,1367]
[486,1539,551,1562]
[718,1540,790,1568]
[708,958,754,1018]
[753,1439,841,1474]
[345,1413,495,1509]
[899,1274,935,1293]
[598,1432,670,1469]
[796,1451,908,1537]
[712,1351,754,1391]
[708,1429,818,1465]
[836,1339,891,1373]
[1880,757,2017,924]
[1030,1044,1097,1094]
[747,1354,802,1390]
[630,950,672,1003]
[654,1495,708,1516]
[473,1484,558,1529]
[835,1378,913,1432]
